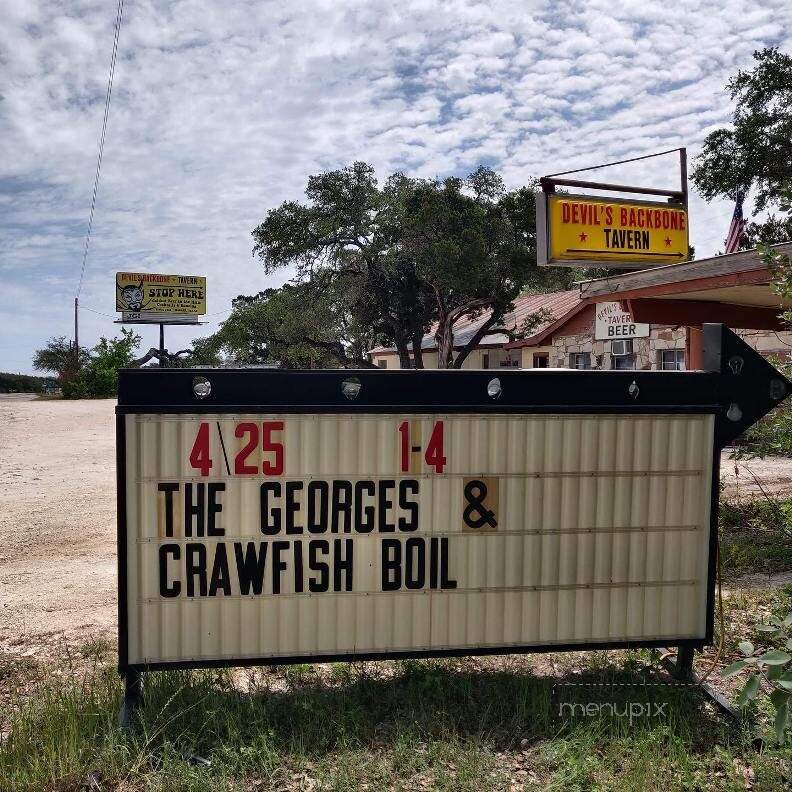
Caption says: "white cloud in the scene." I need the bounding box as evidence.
[0,0,791,372]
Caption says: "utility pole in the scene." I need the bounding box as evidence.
[74,297,79,365]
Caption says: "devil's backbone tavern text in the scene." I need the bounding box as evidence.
[121,411,714,665]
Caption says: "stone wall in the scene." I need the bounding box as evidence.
[373,327,792,370]
[552,325,687,370]
[736,329,792,362]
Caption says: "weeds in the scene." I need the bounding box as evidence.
[1,642,791,791]
[719,495,792,579]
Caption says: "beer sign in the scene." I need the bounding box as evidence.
[595,302,650,340]
[537,193,689,269]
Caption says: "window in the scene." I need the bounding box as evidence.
[482,353,490,369]
[658,349,685,370]
[533,353,549,368]
[568,352,591,370]
[611,355,635,370]
[610,339,635,370]
[377,359,387,369]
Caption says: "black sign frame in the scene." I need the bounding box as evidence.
[115,324,789,721]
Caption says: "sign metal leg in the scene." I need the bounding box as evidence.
[661,647,740,721]
[119,670,143,727]
[674,645,694,680]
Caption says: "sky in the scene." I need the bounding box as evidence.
[1,0,791,374]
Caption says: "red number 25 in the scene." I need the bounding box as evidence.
[234,421,284,475]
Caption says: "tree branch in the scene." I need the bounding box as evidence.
[452,312,504,369]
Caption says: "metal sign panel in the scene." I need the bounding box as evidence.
[537,192,689,269]
[122,412,714,667]
[595,302,650,340]
[116,325,788,676]
[116,272,206,315]
[120,311,205,324]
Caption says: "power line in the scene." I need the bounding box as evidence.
[81,305,117,319]
[75,0,125,299]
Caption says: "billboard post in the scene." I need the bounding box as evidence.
[115,325,788,723]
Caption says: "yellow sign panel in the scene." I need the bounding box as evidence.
[546,195,688,266]
[116,272,206,315]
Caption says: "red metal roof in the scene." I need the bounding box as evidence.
[368,290,583,355]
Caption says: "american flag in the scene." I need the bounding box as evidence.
[724,193,746,253]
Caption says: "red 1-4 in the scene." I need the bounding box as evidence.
[399,420,446,474]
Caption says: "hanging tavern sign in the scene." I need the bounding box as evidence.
[116,272,206,315]
[116,325,787,716]
[536,193,689,269]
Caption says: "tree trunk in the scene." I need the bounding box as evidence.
[435,298,491,368]
[411,329,425,369]
[395,336,412,369]
[452,313,506,369]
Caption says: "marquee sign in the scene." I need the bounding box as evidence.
[116,325,787,717]
[116,272,206,315]
[537,193,689,269]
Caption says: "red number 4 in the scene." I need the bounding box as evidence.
[424,420,446,473]
[189,422,212,476]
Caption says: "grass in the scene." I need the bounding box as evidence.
[2,618,792,790]
[719,496,792,579]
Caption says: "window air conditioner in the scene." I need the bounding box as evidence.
[611,339,632,356]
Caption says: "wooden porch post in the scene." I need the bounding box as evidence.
[686,326,703,370]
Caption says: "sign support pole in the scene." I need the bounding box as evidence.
[119,669,143,727]
[159,323,165,368]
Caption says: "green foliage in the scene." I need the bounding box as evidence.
[735,401,792,458]
[0,372,55,393]
[248,162,574,369]
[204,275,382,369]
[692,48,792,245]
[719,498,792,577]
[32,336,90,383]
[723,613,792,743]
[52,329,141,399]
[731,342,792,457]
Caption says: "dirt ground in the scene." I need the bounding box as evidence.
[1,395,791,658]
[0,396,117,656]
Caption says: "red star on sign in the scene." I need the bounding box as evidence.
[664,237,672,246]
[579,232,588,242]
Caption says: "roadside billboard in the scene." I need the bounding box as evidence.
[537,193,689,269]
[116,272,206,315]
[116,325,788,676]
